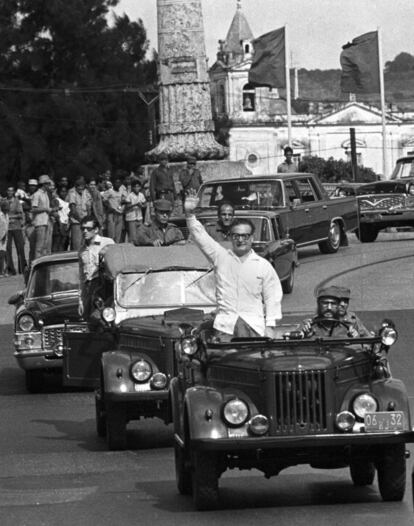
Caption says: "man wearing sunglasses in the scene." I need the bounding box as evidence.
[135,199,184,246]
[184,194,283,340]
[78,216,114,317]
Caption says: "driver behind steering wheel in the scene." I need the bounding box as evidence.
[300,286,359,338]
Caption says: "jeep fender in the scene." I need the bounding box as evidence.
[101,350,157,395]
[184,386,229,441]
[340,378,412,430]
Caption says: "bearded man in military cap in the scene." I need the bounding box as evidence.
[300,285,359,338]
[135,199,184,246]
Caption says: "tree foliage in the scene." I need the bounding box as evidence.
[0,0,156,188]
[385,52,414,73]
[299,155,378,183]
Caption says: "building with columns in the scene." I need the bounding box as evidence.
[209,1,414,178]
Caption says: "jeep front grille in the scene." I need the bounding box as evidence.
[359,195,405,211]
[274,370,327,434]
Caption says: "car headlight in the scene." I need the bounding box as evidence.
[380,326,398,347]
[181,336,199,356]
[102,307,115,323]
[222,398,249,427]
[248,414,269,436]
[130,360,152,383]
[352,393,378,420]
[150,372,168,390]
[18,314,35,331]
[335,411,355,431]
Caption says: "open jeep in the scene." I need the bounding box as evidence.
[170,320,414,510]
[63,244,216,450]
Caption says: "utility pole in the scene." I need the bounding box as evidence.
[349,127,358,182]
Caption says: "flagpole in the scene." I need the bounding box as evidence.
[284,24,292,147]
[377,28,387,179]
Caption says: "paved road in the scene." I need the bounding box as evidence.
[1,233,414,525]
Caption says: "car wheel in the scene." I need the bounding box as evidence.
[356,225,378,243]
[281,264,295,294]
[192,450,219,510]
[318,221,341,254]
[175,442,192,495]
[25,369,44,393]
[376,444,406,501]
[350,460,375,486]
[106,403,127,451]
[95,390,106,438]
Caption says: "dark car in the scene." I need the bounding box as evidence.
[356,156,414,242]
[62,244,217,450]
[170,319,414,510]
[8,251,87,392]
[175,210,298,293]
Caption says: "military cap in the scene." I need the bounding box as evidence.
[38,174,51,185]
[154,199,173,212]
[158,153,168,161]
[316,285,344,301]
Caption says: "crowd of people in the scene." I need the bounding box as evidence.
[0,154,204,277]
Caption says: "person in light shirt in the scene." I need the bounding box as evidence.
[78,216,114,317]
[184,193,283,340]
[124,180,146,244]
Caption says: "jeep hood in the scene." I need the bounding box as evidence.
[208,344,367,372]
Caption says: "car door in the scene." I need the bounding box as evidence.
[293,176,330,241]
[281,178,311,245]
[63,330,116,388]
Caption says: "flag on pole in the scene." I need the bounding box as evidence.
[248,27,285,88]
[340,31,380,93]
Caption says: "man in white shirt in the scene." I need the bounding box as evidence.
[184,194,283,340]
[78,216,114,317]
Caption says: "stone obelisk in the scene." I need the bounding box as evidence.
[146,0,226,161]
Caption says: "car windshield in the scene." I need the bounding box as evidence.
[198,180,284,209]
[391,158,414,179]
[116,269,216,308]
[26,260,79,298]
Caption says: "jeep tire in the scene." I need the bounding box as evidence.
[105,403,127,450]
[25,369,43,393]
[175,442,192,495]
[350,460,375,486]
[376,443,406,501]
[192,450,219,510]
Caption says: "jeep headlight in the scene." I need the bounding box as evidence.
[380,326,398,347]
[352,393,378,420]
[130,360,152,383]
[18,314,35,331]
[102,307,115,323]
[222,398,249,427]
[181,336,198,356]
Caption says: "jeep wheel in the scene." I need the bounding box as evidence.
[175,442,192,495]
[281,264,295,294]
[95,390,106,438]
[350,460,375,486]
[356,225,378,243]
[192,450,219,510]
[318,222,341,254]
[376,444,406,501]
[25,370,43,393]
[106,403,127,450]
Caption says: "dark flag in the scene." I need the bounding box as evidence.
[248,27,285,88]
[340,31,380,93]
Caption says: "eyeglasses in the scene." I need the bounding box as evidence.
[231,233,252,241]
[81,226,95,232]
[221,213,234,217]
[156,210,171,215]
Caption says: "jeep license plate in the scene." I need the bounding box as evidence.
[364,411,404,432]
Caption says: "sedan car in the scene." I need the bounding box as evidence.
[9,251,87,392]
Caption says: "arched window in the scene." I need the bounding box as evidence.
[242,83,255,112]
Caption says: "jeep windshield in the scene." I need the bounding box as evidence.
[116,269,216,308]
[391,157,414,180]
[26,260,79,299]
[198,179,285,209]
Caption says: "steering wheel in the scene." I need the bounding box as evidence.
[311,317,351,329]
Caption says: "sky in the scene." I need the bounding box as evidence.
[113,0,414,70]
